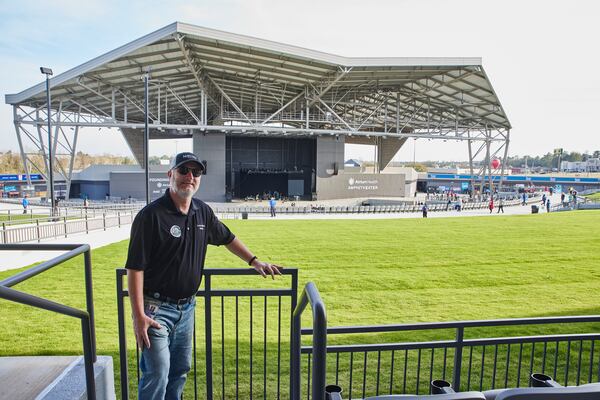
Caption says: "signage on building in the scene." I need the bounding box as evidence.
[149,176,170,200]
[0,174,44,181]
[317,173,404,199]
[347,177,379,191]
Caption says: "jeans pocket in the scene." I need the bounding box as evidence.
[144,298,162,319]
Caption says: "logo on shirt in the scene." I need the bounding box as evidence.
[170,225,182,238]
[197,224,205,230]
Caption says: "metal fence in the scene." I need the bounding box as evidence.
[212,199,525,217]
[0,243,97,399]
[0,209,137,244]
[298,284,600,400]
[116,267,299,400]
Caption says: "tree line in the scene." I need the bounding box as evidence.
[506,150,600,169]
[0,151,136,174]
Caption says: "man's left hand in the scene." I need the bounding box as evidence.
[251,260,282,279]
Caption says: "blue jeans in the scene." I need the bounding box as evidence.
[138,296,196,400]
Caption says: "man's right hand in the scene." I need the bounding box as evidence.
[132,314,162,349]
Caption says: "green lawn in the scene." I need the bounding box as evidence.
[584,192,600,201]
[1,211,599,398]
[0,213,48,224]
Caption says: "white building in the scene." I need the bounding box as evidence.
[561,159,600,172]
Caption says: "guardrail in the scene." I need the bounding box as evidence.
[212,198,526,217]
[291,282,328,400]
[116,267,299,400]
[0,210,137,244]
[0,243,97,399]
[297,285,600,399]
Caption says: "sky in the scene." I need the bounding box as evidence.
[1,0,599,163]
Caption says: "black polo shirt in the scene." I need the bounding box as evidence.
[125,189,235,298]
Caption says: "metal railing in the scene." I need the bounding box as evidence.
[212,199,525,217]
[0,210,137,244]
[116,267,299,400]
[291,282,328,400]
[298,294,600,399]
[0,243,97,399]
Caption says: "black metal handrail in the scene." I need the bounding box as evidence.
[0,243,97,399]
[301,314,600,398]
[291,282,328,400]
[116,267,299,400]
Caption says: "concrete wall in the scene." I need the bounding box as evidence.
[316,136,345,179]
[110,172,169,201]
[78,182,110,200]
[194,133,226,202]
[316,173,405,199]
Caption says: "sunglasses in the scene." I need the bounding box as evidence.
[176,166,202,177]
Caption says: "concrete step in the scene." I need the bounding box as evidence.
[0,356,115,400]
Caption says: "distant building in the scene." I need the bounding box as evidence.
[561,159,600,172]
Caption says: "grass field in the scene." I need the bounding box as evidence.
[584,192,600,201]
[1,211,599,398]
[0,213,47,224]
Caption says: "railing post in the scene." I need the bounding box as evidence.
[103,212,106,231]
[117,211,121,228]
[452,327,464,391]
[85,213,89,234]
[63,217,68,238]
[116,269,129,400]
[36,219,41,243]
[205,274,213,400]
[8,209,11,221]
[81,316,97,400]
[83,249,97,362]
[2,222,6,244]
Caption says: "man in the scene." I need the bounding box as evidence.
[497,197,504,213]
[126,152,281,399]
[22,194,29,214]
[269,196,277,217]
[421,203,428,218]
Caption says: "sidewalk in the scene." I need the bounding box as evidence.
[0,225,131,272]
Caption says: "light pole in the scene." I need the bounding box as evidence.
[40,67,55,214]
[144,67,151,204]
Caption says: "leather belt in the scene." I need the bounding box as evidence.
[144,290,194,305]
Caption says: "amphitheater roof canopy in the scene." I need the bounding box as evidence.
[6,22,511,135]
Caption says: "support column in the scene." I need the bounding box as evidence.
[13,106,31,185]
[193,132,226,202]
[498,129,510,192]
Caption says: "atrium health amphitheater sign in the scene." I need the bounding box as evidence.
[317,173,405,199]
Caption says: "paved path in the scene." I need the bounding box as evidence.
[0,194,563,273]
[0,225,131,272]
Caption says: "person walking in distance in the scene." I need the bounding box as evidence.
[126,152,282,400]
[497,197,504,213]
[269,196,277,217]
[422,203,428,218]
[22,194,29,214]
[488,197,494,213]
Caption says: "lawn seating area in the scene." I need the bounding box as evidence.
[1,211,599,398]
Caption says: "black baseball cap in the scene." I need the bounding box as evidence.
[169,152,205,171]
